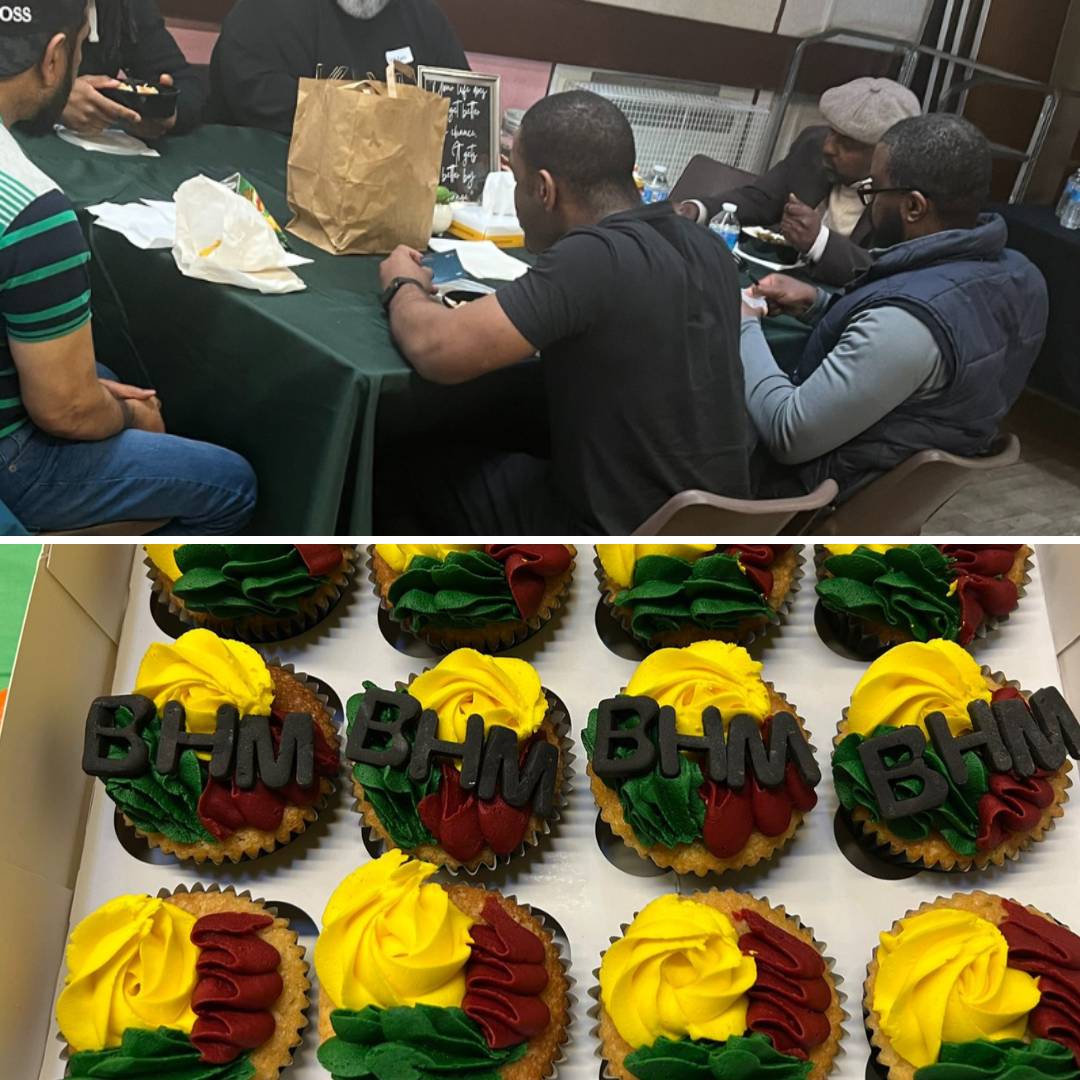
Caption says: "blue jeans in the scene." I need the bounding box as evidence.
[0,366,257,534]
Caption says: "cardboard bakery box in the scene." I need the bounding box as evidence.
[4,540,1080,1080]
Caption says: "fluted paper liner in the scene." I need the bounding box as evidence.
[55,882,311,1080]
[813,544,1033,660]
[353,675,574,876]
[595,545,805,654]
[367,543,577,654]
[833,665,1071,872]
[589,891,847,1080]
[146,544,357,644]
[121,661,342,865]
[588,680,819,875]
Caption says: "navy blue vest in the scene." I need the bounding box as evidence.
[792,214,1048,500]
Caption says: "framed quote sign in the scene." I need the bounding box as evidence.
[418,67,501,200]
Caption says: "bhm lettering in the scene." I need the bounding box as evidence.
[858,688,1080,820]
[83,695,316,790]
[346,686,558,815]
[590,696,822,788]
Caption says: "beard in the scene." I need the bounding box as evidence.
[870,202,907,250]
[337,0,393,17]
[17,58,76,138]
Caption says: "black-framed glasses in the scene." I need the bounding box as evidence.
[857,183,924,206]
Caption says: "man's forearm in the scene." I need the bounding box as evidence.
[32,384,128,441]
[388,286,460,383]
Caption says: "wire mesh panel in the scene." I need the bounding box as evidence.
[568,82,771,180]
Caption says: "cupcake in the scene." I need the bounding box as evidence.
[833,639,1074,871]
[82,628,340,863]
[865,891,1080,1080]
[584,641,820,875]
[345,648,569,873]
[816,543,1031,655]
[370,543,576,652]
[315,851,570,1080]
[594,890,845,1080]
[57,887,309,1080]
[596,544,801,651]
[146,544,356,643]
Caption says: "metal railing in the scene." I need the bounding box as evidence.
[760,28,1080,202]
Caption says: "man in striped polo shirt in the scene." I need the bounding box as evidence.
[0,0,256,532]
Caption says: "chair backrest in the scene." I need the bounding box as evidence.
[815,435,1021,535]
[671,155,759,205]
[634,479,839,536]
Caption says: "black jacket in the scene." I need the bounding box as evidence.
[699,126,873,286]
[210,0,469,136]
[79,0,204,134]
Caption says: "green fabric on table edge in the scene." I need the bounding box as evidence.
[0,544,40,691]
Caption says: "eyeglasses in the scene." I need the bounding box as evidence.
[857,183,925,207]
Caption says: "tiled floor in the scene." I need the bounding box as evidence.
[925,391,1080,534]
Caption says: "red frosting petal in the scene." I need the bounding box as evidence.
[749,774,794,838]
[484,544,572,620]
[477,796,531,856]
[745,1001,831,1060]
[976,772,1055,851]
[191,1011,278,1061]
[295,544,343,576]
[417,764,486,863]
[192,971,284,1011]
[463,896,550,1049]
[1001,901,1080,1065]
[724,545,782,597]
[941,544,1022,575]
[700,781,754,859]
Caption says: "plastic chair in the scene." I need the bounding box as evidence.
[814,435,1021,535]
[633,479,839,536]
[670,155,760,206]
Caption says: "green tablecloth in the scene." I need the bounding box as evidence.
[0,544,40,692]
[18,125,812,531]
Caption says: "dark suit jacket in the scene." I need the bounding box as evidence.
[699,126,874,286]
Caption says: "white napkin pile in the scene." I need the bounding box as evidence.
[428,237,528,282]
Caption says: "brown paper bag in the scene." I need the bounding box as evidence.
[286,63,450,255]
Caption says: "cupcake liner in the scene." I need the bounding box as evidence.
[594,545,805,655]
[813,545,1033,659]
[833,667,1071,872]
[55,883,311,1080]
[589,892,847,1080]
[367,544,577,654]
[123,662,342,865]
[146,545,358,644]
[354,681,574,876]
[589,680,818,876]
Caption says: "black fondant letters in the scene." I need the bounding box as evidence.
[476,726,559,814]
[83,695,156,778]
[995,696,1067,776]
[591,696,658,781]
[410,710,485,788]
[927,703,1010,784]
[235,713,314,790]
[156,701,237,777]
[857,726,950,820]
[345,687,419,768]
[658,705,726,781]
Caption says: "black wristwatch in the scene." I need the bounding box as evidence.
[380,276,428,311]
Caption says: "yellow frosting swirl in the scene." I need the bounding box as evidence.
[314,850,475,1012]
[599,894,756,1049]
[375,544,479,573]
[873,908,1040,1068]
[624,641,772,735]
[133,628,275,736]
[846,639,992,738]
[823,544,909,556]
[409,648,547,746]
[144,544,182,581]
[597,544,717,590]
[56,895,198,1052]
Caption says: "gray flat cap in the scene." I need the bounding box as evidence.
[819,78,922,145]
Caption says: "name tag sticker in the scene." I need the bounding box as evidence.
[386,46,414,66]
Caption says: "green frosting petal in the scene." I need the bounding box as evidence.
[818,545,961,642]
[625,1035,813,1080]
[104,709,215,845]
[614,554,773,642]
[584,705,704,849]
[67,1026,256,1079]
[171,544,327,620]
[347,685,439,849]
[832,725,987,855]
[317,1006,527,1080]
[387,551,519,630]
[914,1039,1080,1080]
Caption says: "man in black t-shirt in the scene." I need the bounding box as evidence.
[211,0,468,135]
[377,90,750,534]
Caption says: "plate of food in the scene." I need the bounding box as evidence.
[737,225,807,272]
[742,224,791,247]
[99,78,180,121]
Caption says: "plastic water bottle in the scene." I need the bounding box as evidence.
[709,202,741,251]
[1061,178,1080,231]
[642,165,670,205]
[1056,169,1080,222]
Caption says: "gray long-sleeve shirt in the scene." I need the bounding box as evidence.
[740,291,949,466]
